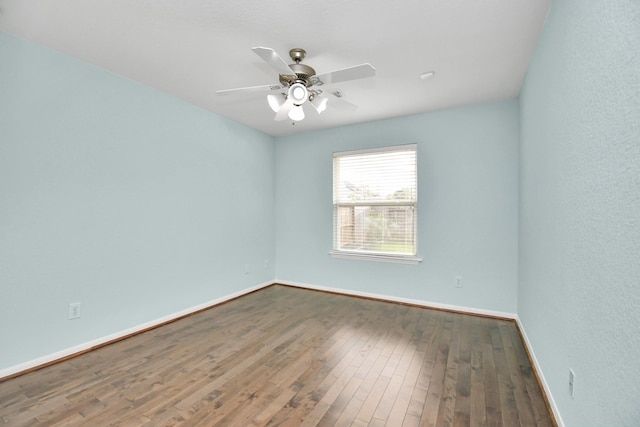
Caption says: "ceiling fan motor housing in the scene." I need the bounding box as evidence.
[279,62,316,87]
[277,49,316,87]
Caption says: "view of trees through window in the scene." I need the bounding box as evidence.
[333,146,417,257]
[337,205,415,254]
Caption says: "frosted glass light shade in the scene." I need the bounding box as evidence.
[288,83,308,105]
[267,94,281,112]
[311,96,328,113]
[288,104,305,121]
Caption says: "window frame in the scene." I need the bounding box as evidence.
[330,144,422,264]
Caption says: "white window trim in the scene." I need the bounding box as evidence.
[334,143,418,157]
[332,144,420,264]
[330,250,422,264]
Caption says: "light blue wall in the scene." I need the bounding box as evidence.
[275,101,519,313]
[0,33,275,370]
[519,1,640,425]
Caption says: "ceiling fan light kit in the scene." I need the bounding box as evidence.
[217,47,376,123]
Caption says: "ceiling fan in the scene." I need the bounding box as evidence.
[216,47,376,122]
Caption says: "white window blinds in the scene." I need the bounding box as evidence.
[333,145,417,258]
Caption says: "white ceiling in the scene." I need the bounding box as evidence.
[0,0,550,137]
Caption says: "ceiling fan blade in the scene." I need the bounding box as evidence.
[216,83,284,96]
[274,98,294,121]
[329,90,358,111]
[252,47,296,78]
[312,63,376,86]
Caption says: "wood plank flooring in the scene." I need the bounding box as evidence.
[0,285,555,426]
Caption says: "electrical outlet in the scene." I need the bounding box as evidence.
[244,264,250,274]
[264,259,269,269]
[68,302,81,320]
[455,276,463,288]
[569,369,576,399]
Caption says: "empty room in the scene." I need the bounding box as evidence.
[1,0,638,426]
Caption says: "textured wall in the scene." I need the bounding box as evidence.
[0,33,276,371]
[519,1,640,425]
[275,101,519,313]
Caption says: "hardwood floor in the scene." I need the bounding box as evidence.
[0,285,555,426]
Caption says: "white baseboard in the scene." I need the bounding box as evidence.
[515,315,565,427]
[0,281,273,381]
[275,279,517,320]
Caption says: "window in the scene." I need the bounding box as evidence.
[332,144,420,264]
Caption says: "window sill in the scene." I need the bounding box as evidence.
[330,251,422,265]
